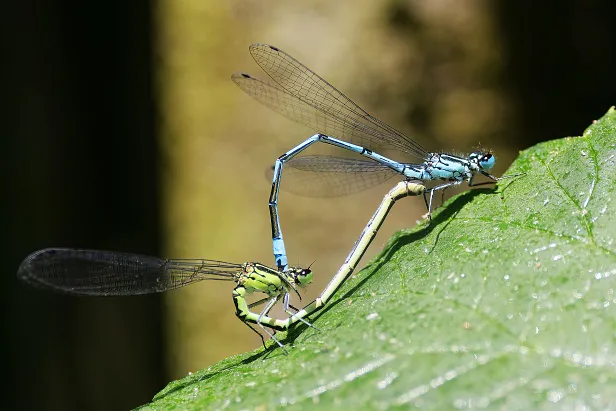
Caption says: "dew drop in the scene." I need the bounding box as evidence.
[366,312,379,321]
[547,389,564,403]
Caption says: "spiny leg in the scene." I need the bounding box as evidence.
[236,293,270,349]
[234,286,287,351]
[242,320,267,349]
[423,181,461,221]
[248,296,270,309]
[283,293,319,332]
[257,297,287,352]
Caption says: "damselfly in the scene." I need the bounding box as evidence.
[18,181,423,351]
[232,43,522,270]
[17,248,313,350]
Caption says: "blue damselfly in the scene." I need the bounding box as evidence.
[233,43,521,270]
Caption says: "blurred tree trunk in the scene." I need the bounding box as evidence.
[1,1,165,410]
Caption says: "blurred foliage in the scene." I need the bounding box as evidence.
[141,108,616,409]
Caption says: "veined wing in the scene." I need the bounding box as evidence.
[233,72,361,148]
[242,43,427,159]
[17,248,241,296]
[267,156,400,197]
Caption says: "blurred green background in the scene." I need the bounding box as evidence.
[2,1,615,410]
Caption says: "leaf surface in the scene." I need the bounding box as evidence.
[139,108,616,410]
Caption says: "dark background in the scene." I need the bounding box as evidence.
[1,0,614,410]
[2,1,163,410]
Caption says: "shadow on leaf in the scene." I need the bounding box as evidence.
[282,188,491,334]
[149,188,493,404]
[149,344,281,402]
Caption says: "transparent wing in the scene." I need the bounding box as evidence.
[236,43,428,159]
[17,248,242,296]
[233,72,347,146]
[266,155,400,197]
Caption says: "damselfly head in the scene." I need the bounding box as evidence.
[289,266,313,288]
[469,151,495,171]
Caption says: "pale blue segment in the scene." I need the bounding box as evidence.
[273,238,287,270]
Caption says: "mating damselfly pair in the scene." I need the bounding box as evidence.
[18,43,520,352]
[18,181,424,351]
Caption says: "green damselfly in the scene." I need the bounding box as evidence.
[17,248,313,350]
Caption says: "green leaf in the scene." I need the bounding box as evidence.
[139,107,616,410]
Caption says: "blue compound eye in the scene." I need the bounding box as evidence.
[480,153,495,170]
